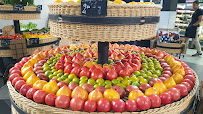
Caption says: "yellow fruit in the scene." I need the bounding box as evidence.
[23,71,35,81]
[172,73,184,84]
[71,86,88,101]
[43,80,59,94]
[129,90,144,101]
[21,66,34,76]
[145,87,159,96]
[164,77,176,89]
[56,85,72,97]
[103,89,120,102]
[33,80,47,90]
[26,74,40,86]
[88,90,103,102]
[153,80,167,95]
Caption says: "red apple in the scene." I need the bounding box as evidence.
[139,83,151,93]
[96,87,107,94]
[57,81,69,88]
[82,84,94,93]
[111,85,125,98]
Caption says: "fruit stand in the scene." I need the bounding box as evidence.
[6,0,200,114]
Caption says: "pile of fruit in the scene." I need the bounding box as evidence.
[0,34,23,40]
[23,33,53,39]
[9,43,196,112]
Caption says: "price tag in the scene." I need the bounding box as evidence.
[81,0,107,16]
[13,4,24,11]
[29,38,39,45]
[37,5,42,11]
[1,39,10,47]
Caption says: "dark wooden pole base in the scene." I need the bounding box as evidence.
[14,20,20,33]
[98,42,109,65]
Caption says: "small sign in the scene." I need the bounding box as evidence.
[81,0,107,16]
[1,39,10,47]
[13,4,24,11]
[29,38,39,45]
[37,5,42,11]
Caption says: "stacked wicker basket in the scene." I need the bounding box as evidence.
[48,2,162,43]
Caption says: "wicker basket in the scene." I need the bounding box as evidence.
[48,3,161,42]
[48,3,162,17]
[0,13,40,20]
[0,5,37,11]
[49,21,157,42]
[7,70,199,114]
[156,42,186,54]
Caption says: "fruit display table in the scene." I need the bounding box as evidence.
[6,0,199,114]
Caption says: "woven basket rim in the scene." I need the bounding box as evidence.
[7,70,199,114]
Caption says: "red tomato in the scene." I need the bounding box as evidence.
[64,64,73,74]
[160,92,172,105]
[181,82,192,92]
[70,67,81,77]
[26,88,38,99]
[10,69,21,75]
[9,67,19,73]
[184,75,195,83]
[14,80,26,90]
[126,99,137,112]
[45,94,56,106]
[97,98,111,112]
[182,79,194,88]
[91,68,104,80]
[174,84,188,96]
[106,69,118,81]
[20,84,32,96]
[70,97,84,111]
[111,99,125,112]
[55,95,70,108]
[136,95,151,110]
[12,77,24,86]
[167,88,181,101]
[148,94,161,108]
[9,73,21,82]
[33,90,47,103]
[84,100,97,112]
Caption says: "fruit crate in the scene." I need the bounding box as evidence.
[156,42,186,54]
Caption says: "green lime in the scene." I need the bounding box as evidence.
[152,74,159,78]
[53,59,57,63]
[55,53,60,57]
[105,80,112,85]
[140,73,147,78]
[137,76,144,81]
[61,75,68,80]
[48,74,55,80]
[123,76,130,80]
[116,83,126,89]
[72,78,80,84]
[87,78,96,86]
[53,71,59,75]
[96,78,105,84]
[130,76,139,82]
[68,74,77,80]
[79,83,86,87]
[79,80,87,84]
[112,79,120,85]
[146,71,153,76]
[64,73,69,77]
[43,67,50,72]
[47,60,52,64]
[148,67,155,71]
[133,71,140,76]
[142,68,148,72]
[105,84,112,89]
[139,78,148,84]
[57,73,63,77]
[93,84,100,89]
[51,66,55,70]
[98,82,105,87]
[58,77,65,81]
[156,67,163,72]
[53,76,59,80]
[80,76,88,81]
[117,77,123,82]
[58,69,64,74]
[154,70,161,77]
[132,82,140,87]
[121,79,132,86]
[146,76,152,81]
[64,78,72,84]
[45,70,52,76]
[139,70,145,74]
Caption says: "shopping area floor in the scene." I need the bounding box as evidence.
[0,49,202,114]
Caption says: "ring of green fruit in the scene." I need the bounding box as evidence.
[42,51,163,90]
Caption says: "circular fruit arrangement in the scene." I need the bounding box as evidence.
[9,43,196,112]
